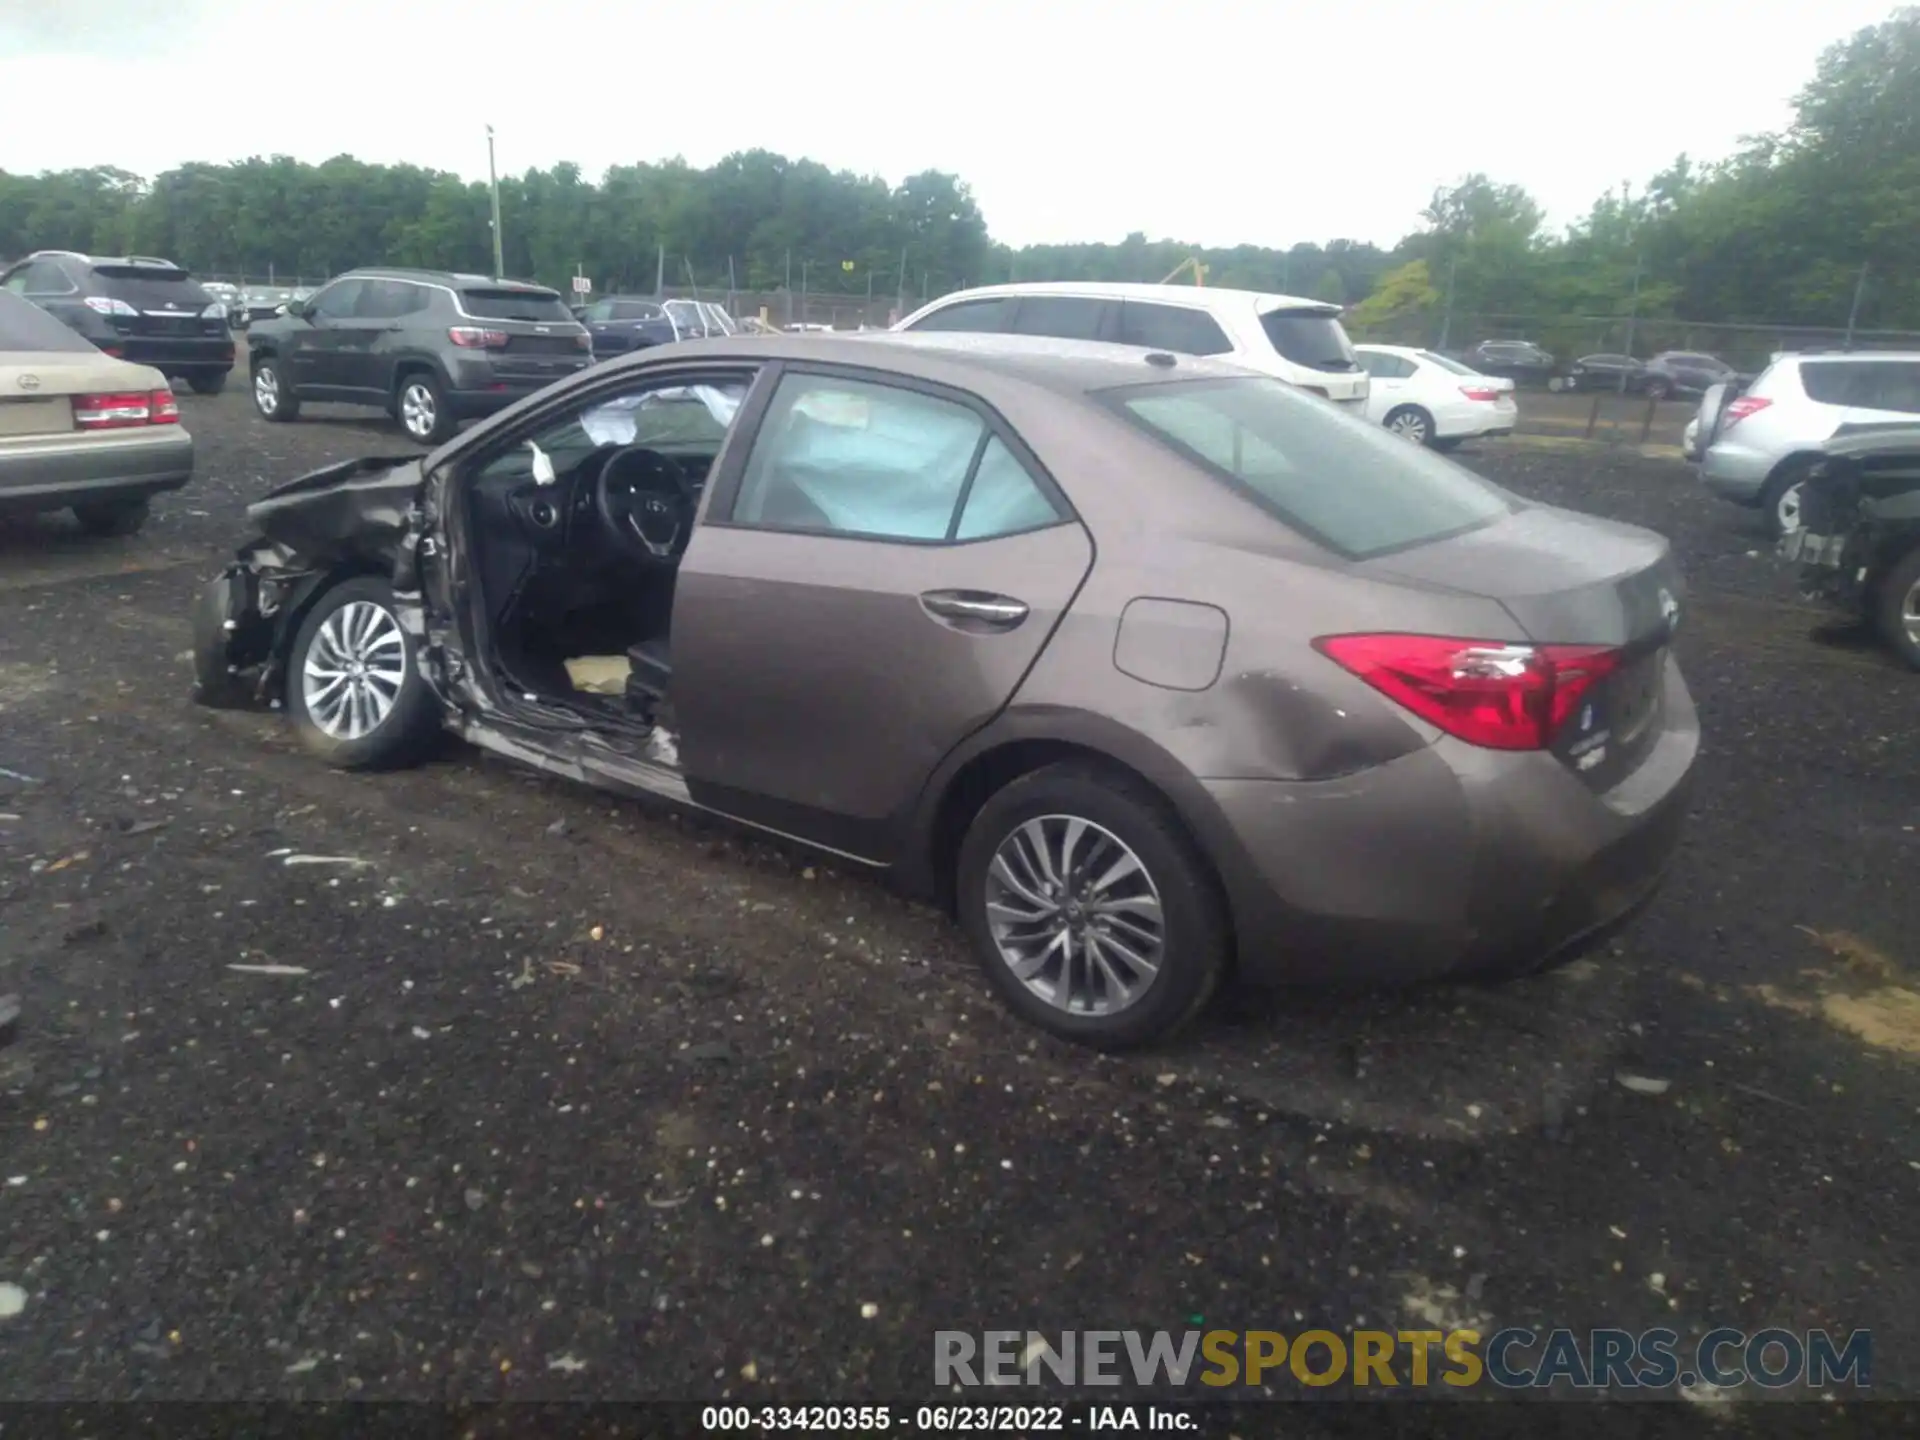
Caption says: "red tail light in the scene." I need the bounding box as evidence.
[74,389,179,430]
[448,326,510,349]
[1314,633,1622,750]
[1721,396,1772,429]
[574,331,592,350]
[1459,385,1502,402]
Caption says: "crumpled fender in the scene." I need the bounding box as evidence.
[246,455,426,571]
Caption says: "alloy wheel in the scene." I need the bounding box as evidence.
[1903,576,1920,651]
[254,367,279,416]
[1388,410,1430,444]
[300,601,407,741]
[983,815,1165,1017]
[400,382,437,441]
[1776,481,1804,534]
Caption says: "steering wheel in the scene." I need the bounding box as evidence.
[594,446,696,564]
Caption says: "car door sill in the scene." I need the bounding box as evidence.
[449,713,889,870]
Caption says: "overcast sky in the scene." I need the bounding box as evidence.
[0,0,1897,249]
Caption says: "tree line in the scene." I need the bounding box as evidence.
[2,6,1914,336]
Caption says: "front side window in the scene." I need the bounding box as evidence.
[613,300,664,321]
[1107,376,1513,559]
[1118,302,1233,356]
[730,373,1063,542]
[471,374,755,488]
[905,297,1014,333]
[307,280,364,320]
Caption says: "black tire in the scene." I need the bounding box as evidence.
[188,371,229,396]
[1383,405,1437,447]
[252,357,300,422]
[955,760,1228,1050]
[72,496,149,537]
[1759,462,1808,540]
[285,577,440,770]
[395,370,456,445]
[1874,548,1920,672]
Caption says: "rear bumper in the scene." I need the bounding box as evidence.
[110,336,235,375]
[444,356,593,417]
[1699,443,1773,504]
[1201,656,1699,987]
[0,429,194,513]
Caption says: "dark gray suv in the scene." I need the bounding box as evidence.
[246,268,592,443]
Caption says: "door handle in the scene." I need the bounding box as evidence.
[919,590,1029,630]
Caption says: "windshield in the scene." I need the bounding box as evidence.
[1416,350,1478,375]
[0,291,96,352]
[1258,309,1359,372]
[459,287,574,323]
[1104,376,1514,559]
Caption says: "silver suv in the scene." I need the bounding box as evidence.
[1687,351,1920,536]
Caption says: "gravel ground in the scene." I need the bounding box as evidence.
[1,385,1917,1424]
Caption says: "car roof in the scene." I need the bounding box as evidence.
[608,330,1261,396]
[920,280,1339,315]
[1354,343,1427,358]
[29,250,185,271]
[1791,350,1920,363]
[345,267,560,294]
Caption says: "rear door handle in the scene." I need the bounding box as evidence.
[919,589,1029,630]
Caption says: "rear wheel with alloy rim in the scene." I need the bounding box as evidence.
[286,577,439,769]
[956,761,1227,1049]
[252,359,300,421]
[1761,464,1807,539]
[1874,548,1920,671]
[1384,405,1436,447]
[397,372,455,444]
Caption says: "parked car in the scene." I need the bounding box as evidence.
[0,250,235,394]
[202,281,243,328]
[1640,351,1740,401]
[578,296,680,358]
[1465,340,1556,389]
[240,288,295,325]
[895,281,1371,412]
[1689,351,1920,537]
[0,289,193,536]
[1782,428,1920,669]
[1552,354,1646,393]
[1353,344,1516,448]
[245,268,592,444]
[189,333,1696,1048]
[662,299,740,340]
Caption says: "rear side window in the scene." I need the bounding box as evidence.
[1117,302,1232,356]
[731,373,1063,542]
[0,291,94,351]
[1106,376,1512,559]
[1417,350,1477,375]
[460,287,574,323]
[1009,296,1111,342]
[907,297,1014,333]
[1804,359,1920,414]
[613,301,664,320]
[5,260,79,295]
[1358,352,1415,379]
[1259,309,1359,372]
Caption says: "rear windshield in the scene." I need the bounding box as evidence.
[0,291,96,352]
[1259,309,1360,372]
[459,287,574,323]
[90,265,213,310]
[1104,376,1513,559]
[1417,350,1477,375]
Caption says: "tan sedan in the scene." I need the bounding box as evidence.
[0,290,193,536]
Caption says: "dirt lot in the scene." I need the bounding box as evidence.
[1,387,1917,1421]
[1514,390,1697,449]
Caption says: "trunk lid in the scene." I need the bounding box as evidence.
[1358,503,1683,788]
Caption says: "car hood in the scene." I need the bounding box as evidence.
[246,455,424,564]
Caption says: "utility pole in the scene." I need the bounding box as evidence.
[800,260,811,327]
[485,125,504,279]
[1844,263,1870,351]
[727,256,737,313]
[895,246,907,321]
[1619,258,1643,394]
[683,257,701,301]
[654,245,665,297]
[1436,256,1458,351]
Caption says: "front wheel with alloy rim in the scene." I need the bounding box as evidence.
[1384,405,1436,447]
[1874,547,1920,671]
[286,577,440,770]
[1761,465,1806,539]
[955,761,1228,1049]
[396,372,455,444]
[252,360,300,422]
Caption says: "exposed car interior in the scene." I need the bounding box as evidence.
[461,374,754,737]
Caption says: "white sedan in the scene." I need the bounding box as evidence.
[1353,344,1517,449]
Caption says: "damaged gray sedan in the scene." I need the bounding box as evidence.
[193,333,1698,1048]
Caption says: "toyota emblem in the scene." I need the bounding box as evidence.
[17,373,40,390]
